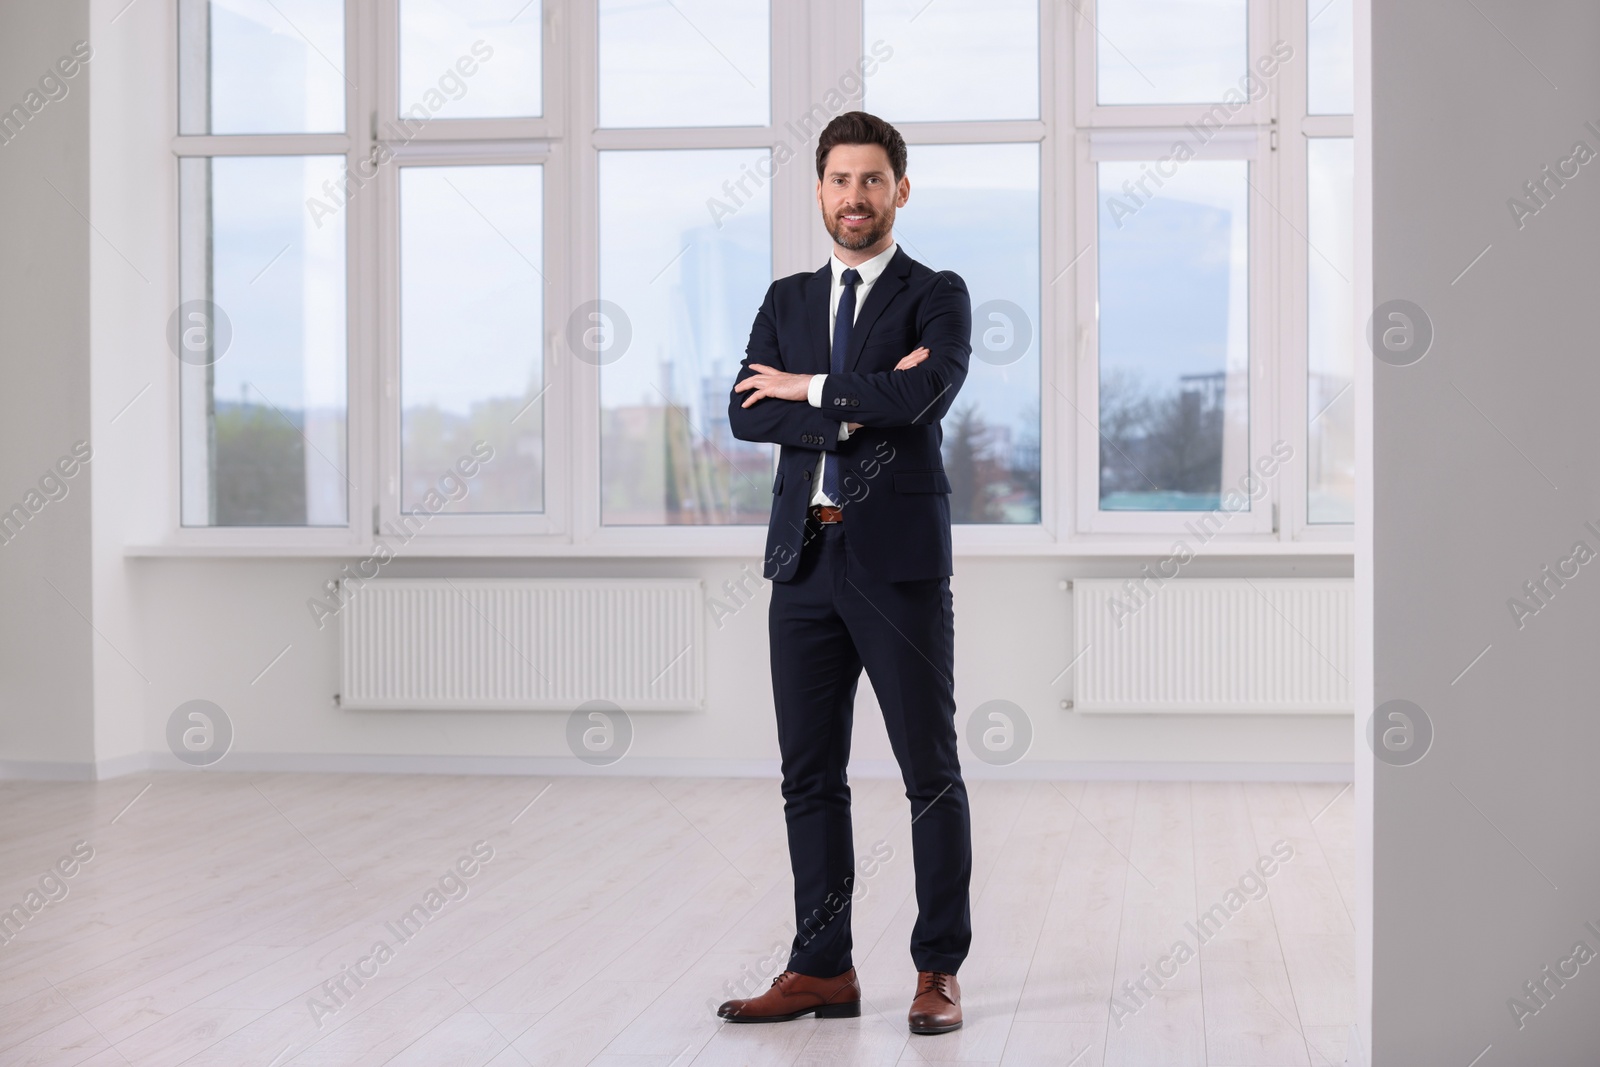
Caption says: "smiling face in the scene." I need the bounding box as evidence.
[816,142,910,264]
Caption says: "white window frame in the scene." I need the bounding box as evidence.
[168,0,372,553]
[1072,0,1276,538]
[375,145,568,542]
[154,0,1354,557]
[370,0,570,545]
[864,0,1058,552]
[568,0,789,555]
[1073,127,1276,537]
[1281,0,1356,541]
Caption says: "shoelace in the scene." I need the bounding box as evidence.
[918,972,952,999]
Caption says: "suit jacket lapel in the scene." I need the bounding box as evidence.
[845,246,910,373]
[804,265,832,374]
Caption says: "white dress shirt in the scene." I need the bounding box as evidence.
[807,241,898,507]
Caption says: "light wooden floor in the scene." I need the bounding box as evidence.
[0,774,1354,1066]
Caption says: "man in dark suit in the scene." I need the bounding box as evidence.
[717,111,973,1036]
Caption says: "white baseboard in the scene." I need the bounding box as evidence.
[960,760,1352,782]
[95,751,159,780]
[0,752,1353,783]
[0,759,100,781]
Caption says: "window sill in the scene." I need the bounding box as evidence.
[124,532,1354,559]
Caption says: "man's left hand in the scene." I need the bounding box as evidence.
[734,364,812,407]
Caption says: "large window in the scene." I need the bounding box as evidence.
[399,164,545,514]
[865,0,1042,524]
[598,149,772,525]
[169,0,1355,547]
[1306,138,1355,522]
[1074,0,1352,536]
[597,0,768,127]
[178,0,346,135]
[177,0,350,528]
[593,0,775,527]
[1096,159,1249,513]
[399,0,542,119]
[864,0,1038,122]
[895,143,1041,523]
[1095,0,1248,106]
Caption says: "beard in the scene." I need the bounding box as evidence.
[826,206,893,251]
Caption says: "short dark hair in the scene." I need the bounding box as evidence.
[815,111,907,184]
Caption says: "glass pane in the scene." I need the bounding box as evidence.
[599,149,772,524]
[1307,138,1354,523]
[893,144,1040,523]
[598,0,768,128]
[1096,0,1247,106]
[1097,159,1249,511]
[1307,0,1354,114]
[401,165,544,514]
[399,0,541,121]
[179,156,347,526]
[178,0,345,134]
[863,0,1037,122]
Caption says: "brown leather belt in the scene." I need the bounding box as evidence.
[808,504,844,524]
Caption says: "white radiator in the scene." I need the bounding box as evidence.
[1070,578,1352,714]
[339,579,704,712]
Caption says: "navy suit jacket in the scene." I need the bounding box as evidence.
[728,246,972,583]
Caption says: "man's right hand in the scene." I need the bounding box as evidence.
[847,347,929,431]
[896,346,930,371]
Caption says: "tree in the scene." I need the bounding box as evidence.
[214,402,306,525]
[944,403,1005,522]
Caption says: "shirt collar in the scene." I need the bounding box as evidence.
[830,241,897,286]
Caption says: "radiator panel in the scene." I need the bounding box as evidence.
[339,579,704,711]
[1071,578,1352,713]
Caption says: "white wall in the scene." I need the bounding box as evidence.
[1370,0,1600,1061]
[89,0,172,774]
[0,0,1361,782]
[0,0,96,769]
[119,554,1351,776]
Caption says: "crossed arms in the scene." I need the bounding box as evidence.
[727,271,972,450]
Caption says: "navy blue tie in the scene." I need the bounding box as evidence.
[822,267,860,504]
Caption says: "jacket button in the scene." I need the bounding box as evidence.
[850,399,859,407]
[803,470,811,479]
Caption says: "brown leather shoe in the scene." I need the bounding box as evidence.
[908,970,962,1034]
[716,968,862,1023]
